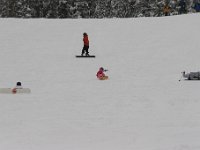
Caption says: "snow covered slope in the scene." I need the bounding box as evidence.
[0,14,200,150]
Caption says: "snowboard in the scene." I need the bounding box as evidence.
[76,55,95,58]
[0,88,31,94]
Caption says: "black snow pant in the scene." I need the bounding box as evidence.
[82,45,89,55]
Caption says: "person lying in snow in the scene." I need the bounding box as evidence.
[12,82,23,93]
[96,67,108,80]
[182,71,200,80]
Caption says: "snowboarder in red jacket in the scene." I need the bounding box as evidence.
[96,67,108,80]
[81,32,89,56]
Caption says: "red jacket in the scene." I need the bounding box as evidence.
[96,68,105,79]
[83,35,89,46]
[96,70,105,79]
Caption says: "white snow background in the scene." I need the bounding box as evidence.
[0,14,200,150]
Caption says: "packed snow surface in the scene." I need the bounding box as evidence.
[0,14,200,150]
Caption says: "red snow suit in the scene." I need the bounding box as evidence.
[96,68,105,79]
[83,35,89,46]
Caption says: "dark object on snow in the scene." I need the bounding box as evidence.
[82,45,89,56]
[17,82,22,86]
[76,55,95,58]
[182,71,200,80]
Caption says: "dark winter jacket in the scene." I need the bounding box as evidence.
[179,0,186,8]
[194,3,200,12]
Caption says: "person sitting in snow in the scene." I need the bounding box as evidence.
[12,82,23,93]
[96,67,108,80]
[81,32,89,56]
